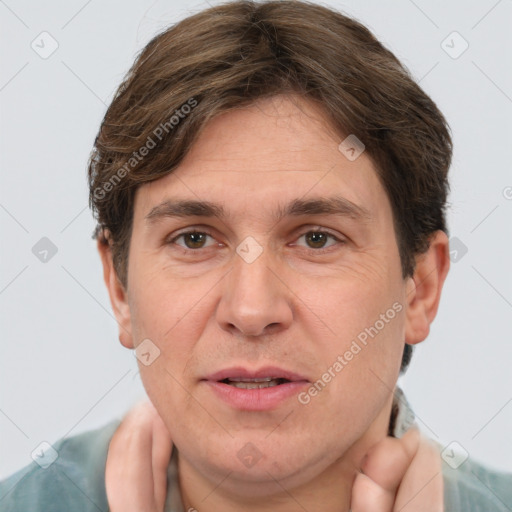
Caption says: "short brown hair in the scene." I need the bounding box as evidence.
[88,0,452,373]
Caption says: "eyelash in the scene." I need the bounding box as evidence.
[167,228,345,254]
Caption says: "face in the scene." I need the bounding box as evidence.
[115,95,415,493]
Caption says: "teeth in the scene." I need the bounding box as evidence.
[228,379,281,389]
[228,377,274,383]
[220,377,291,389]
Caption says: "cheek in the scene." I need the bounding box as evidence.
[128,278,217,417]
[128,267,210,344]
[326,302,405,426]
[305,265,401,338]
[301,270,405,400]
[297,307,405,449]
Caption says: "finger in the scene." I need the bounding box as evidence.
[351,472,396,512]
[106,401,172,512]
[394,435,443,512]
[149,404,173,512]
[106,420,155,511]
[350,427,420,512]
[106,404,156,511]
[361,427,420,491]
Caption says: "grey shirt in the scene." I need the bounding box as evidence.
[1,388,511,511]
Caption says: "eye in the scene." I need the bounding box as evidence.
[167,228,344,253]
[170,230,217,250]
[294,229,344,251]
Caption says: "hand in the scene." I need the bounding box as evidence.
[351,426,444,511]
[105,401,173,512]
[106,403,443,512]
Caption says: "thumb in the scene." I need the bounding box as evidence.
[350,426,420,511]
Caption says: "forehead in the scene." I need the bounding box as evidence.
[134,95,390,221]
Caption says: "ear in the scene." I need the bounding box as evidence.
[97,236,134,349]
[404,230,450,345]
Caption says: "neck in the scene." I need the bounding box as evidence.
[177,394,394,512]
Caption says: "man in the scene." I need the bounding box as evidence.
[1,1,510,510]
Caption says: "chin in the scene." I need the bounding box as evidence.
[179,434,341,497]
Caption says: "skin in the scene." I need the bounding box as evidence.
[99,94,450,511]
[105,402,444,511]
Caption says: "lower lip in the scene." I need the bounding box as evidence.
[204,380,309,411]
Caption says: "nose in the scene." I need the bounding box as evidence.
[215,246,293,338]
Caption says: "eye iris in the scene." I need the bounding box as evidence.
[184,232,206,248]
[181,232,330,249]
[306,232,328,248]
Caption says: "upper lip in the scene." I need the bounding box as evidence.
[204,366,309,382]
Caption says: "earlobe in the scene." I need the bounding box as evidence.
[404,230,450,345]
[97,237,134,349]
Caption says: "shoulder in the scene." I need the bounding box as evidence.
[438,442,512,511]
[0,420,120,512]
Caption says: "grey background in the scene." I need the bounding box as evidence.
[1,0,511,479]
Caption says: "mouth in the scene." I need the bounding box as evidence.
[219,377,292,389]
[204,366,309,385]
[202,367,309,411]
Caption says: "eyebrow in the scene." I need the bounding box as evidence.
[145,196,372,224]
